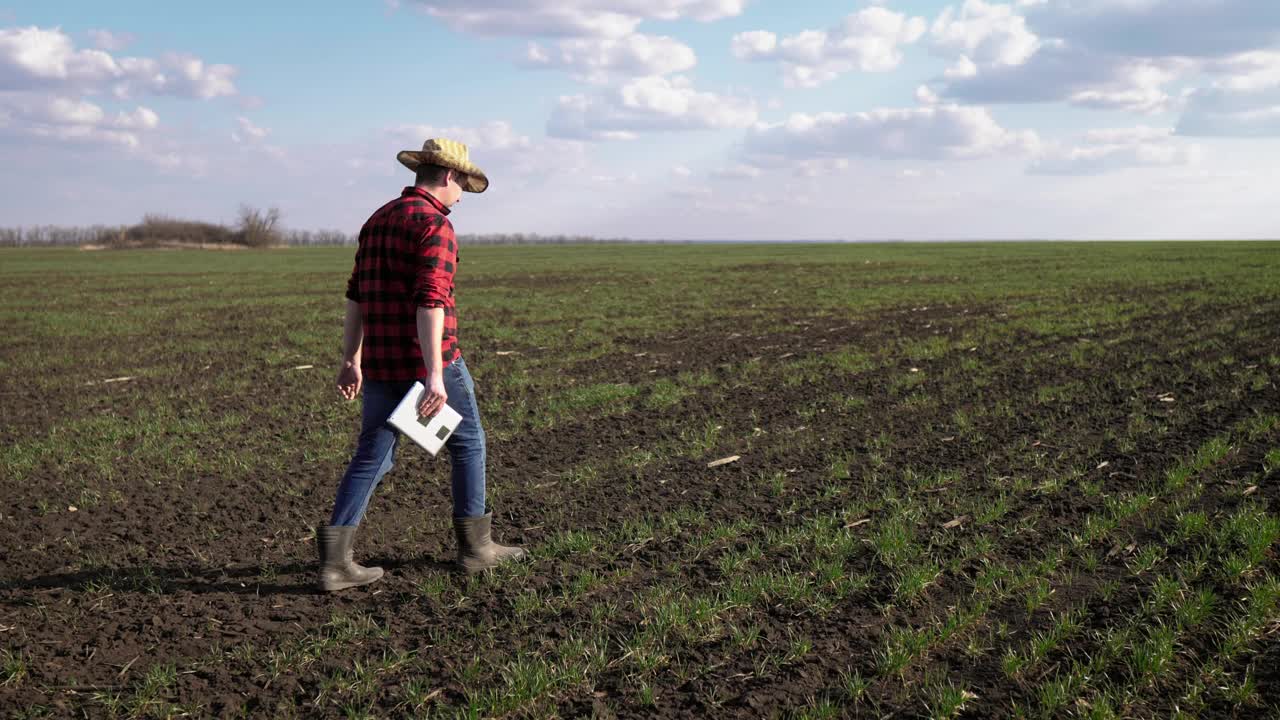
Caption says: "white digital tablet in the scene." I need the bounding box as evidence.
[386,381,463,456]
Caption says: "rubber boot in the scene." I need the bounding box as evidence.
[453,512,528,575]
[316,525,384,592]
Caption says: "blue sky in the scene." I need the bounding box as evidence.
[1,1,1278,239]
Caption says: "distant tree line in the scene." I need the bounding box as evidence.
[0,213,632,248]
[0,206,286,248]
[458,232,633,245]
[267,230,635,246]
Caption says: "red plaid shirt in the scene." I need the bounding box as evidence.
[345,187,461,381]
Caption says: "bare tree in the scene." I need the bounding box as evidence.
[236,205,283,247]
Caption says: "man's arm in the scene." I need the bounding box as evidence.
[336,298,363,401]
[416,306,447,416]
[416,306,445,375]
[411,215,456,417]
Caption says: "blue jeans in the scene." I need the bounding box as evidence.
[329,357,487,526]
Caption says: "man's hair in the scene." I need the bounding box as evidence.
[415,164,453,187]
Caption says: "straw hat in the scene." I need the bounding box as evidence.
[397,138,489,193]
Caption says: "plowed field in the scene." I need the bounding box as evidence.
[2,242,1279,719]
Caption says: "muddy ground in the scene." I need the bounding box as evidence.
[2,252,1279,719]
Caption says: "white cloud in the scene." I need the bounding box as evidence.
[523,33,696,82]
[1178,52,1280,137]
[743,104,1038,163]
[1202,51,1280,94]
[924,2,1280,117]
[231,115,269,143]
[943,55,978,79]
[1080,126,1176,145]
[1024,0,1280,59]
[792,157,850,177]
[671,164,692,177]
[1067,61,1187,114]
[0,26,119,88]
[114,106,159,130]
[895,167,946,180]
[589,171,639,184]
[931,0,1040,67]
[547,75,757,140]
[730,30,776,59]
[411,0,744,38]
[44,96,103,125]
[0,93,159,149]
[0,26,238,179]
[114,54,237,100]
[732,7,926,88]
[1185,106,1280,137]
[667,185,713,200]
[0,26,237,99]
[711,162,763,179]
[662,186,819,217]
[390,119,536,154]
[1030,125,1202,175]
[934,43,1186,114]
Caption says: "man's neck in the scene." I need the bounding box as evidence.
[412,184,452,214]
[416,184,447,205]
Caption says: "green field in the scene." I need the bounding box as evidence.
[2,241,1279,719]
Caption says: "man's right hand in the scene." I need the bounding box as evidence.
[336,360,362,401]
[417,373,448,418]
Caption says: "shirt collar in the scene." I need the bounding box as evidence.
[401,186,451,215]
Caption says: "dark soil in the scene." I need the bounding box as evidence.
[2,279,1279,719]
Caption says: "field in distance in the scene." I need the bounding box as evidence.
[2,241,1279,719]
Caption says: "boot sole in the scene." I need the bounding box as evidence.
[317,569,384,592]
[456,552,529,575]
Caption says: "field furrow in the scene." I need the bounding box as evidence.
[1,242,1278,719]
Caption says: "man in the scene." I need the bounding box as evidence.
[317,138,526,592]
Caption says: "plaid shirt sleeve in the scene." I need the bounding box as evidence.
[344,223,368,302]
[412,215,457,308]
[344,254,362,302]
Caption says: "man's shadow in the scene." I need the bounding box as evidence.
[1,553,460,602]
[0,563,314,599]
